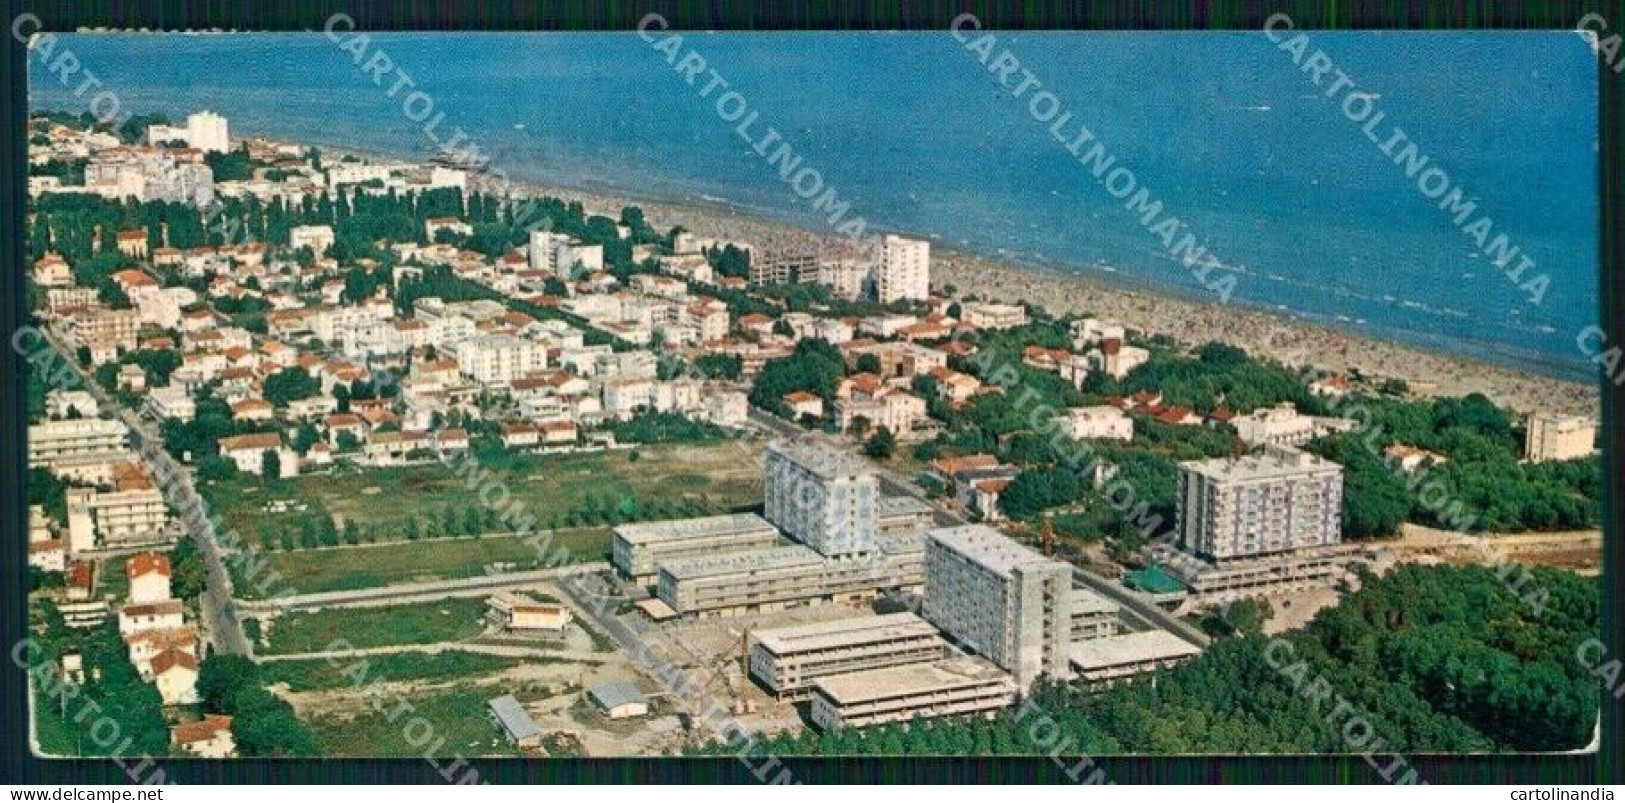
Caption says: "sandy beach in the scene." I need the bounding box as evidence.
[324,143,1600,417]
[513,182,1598,417]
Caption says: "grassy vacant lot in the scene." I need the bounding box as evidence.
[260,598,488,656]
[204,442,764,545]
[245,527,611,598]
[260,650,526,692]
[308,687,520,758]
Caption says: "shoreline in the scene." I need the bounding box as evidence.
[307,138,1598,417]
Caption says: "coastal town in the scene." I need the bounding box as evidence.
[22,110,1604,760]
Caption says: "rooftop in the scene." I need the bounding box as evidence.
[1068,630,1202,671]
[812,655,1013,705]
[927,524,1069,579]
[768,439,875,481]
[126,552,171,579]
[1180,445,1342,483]
[613,513,778,547]
[874,530,928,556]
[1124,564,1187,595]
[487,695,541,741]
[876,496,935,520]
[754,612,941,656]
[1072,586,1121,616]
[587,680,647,710]
[659,544,823,581]
[171,714,233,745]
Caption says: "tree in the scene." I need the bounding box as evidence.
[748,338,846,414]
[694,354,743,381]
[262,367,319,407]
[197,454,237,482]
[169,538,207,600]
[198,655,318,756]
[864,427,897,459]
[260,449,281,480]
[855,353,882,375]
[205,148,255,182]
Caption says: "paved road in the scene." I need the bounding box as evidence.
[235,562,609,614]
[1071,568,1209,647]
[255,640,610,665]
[746,406,1209,648]
[43,330,250,656]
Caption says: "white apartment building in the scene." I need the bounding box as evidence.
[1059,405,1134,441]
[288,225,335,256]
[528,231,570,272]
[763,439,880,558]
[86,150,215,205]
[1176,445,1344,562]
[66,487,171,552]
[28,419,130,470]
[147,111,229,153]
[527,230,603,275]
[326,163,397,188]
[144,385,197,422]
[921,525,1075,691]
[1524,413,1596,463]
[875,235,930,303]
[1070,317,1126,348]
[960,302,1027,330]
[818,258,870,300]
[556,240,604,275]
[836,391,926,436]
[451,334,547,386]
[1230,403,1357,448]
[1089,339,1149,379]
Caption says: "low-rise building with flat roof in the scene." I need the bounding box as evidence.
[1070,587,1123,642]
[809,655,1017,730]
[1068,630,1202,688]
[749,612,947,700]
[875,496,937,534]
[656,538,924,618]
[611,513,781,586]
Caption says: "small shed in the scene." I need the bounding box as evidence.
[488,694,542,749]
[587,680,649,720]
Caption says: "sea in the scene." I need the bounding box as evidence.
[28,31,1601,382]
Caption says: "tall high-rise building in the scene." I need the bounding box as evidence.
[147,111,229,154]
[763,439,879,558]
[1176,444,1343,562]
[527,230,602,276]
[874,235,930,303]
[186,111,230,154]
[921,525,1074,691]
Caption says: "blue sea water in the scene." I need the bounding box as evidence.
[29,31,1600,381]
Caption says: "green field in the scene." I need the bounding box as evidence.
[203,443,764,547]
[307,687,521,758]
[243,527,611,598]
[260,650,527,692]
[259,598,488,656]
